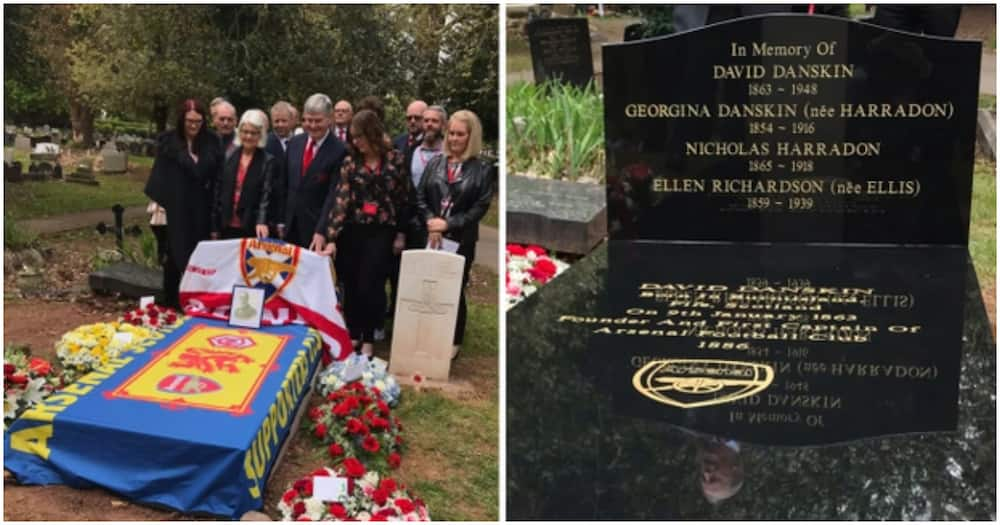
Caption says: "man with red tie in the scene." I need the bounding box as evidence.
[332,100,353,145]
[281,93,347,250]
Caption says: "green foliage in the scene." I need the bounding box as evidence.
[978,94,996,111]
[970,160,996,286]
[506,81,604,182]
[635,5,674,38]
[3,212,39,250]
[7,5,497,140]
[94,118,155,137]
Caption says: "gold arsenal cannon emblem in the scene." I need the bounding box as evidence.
[633,359,774,408]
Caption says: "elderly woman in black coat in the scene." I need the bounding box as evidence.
[144,98,223,308]
[211,108,274,240]
[417,109,494,358]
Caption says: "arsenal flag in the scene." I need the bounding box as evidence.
[179,237,352,360]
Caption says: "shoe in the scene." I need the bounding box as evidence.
[374,328,385,342]
[451,345,460,359]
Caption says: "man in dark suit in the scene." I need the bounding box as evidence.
[331,100,353,145]
[392,99,427,155]
[210,98,239,159]
[265,101,298,237]
[282,93,347,251]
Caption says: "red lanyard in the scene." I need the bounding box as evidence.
[363,160,382,177]
[447,161,462,183]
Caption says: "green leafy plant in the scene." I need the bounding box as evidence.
[506,81,604,182]
[3,212,39,250]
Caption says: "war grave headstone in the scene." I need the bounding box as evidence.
[526,17,594,88]
[101,141,128,174]
[389,249,465,382]
[507,14,993,520]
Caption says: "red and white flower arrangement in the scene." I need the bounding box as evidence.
[120,303,184,331]
[4,345,66,427]
[505,243,569,309]
[277,466,430,521]
[307,383,404,472]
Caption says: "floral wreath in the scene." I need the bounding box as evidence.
[4,345,66,427]
[317,353,401,406]
[506,244,569,309]
[120,303,184,331]
[278,465,430,521]
[55,322,156,383]
[307,383,404,472]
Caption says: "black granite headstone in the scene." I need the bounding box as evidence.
[526,17,594,87]
[508,14,991,519]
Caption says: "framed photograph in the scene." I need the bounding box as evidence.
[229,285,265,329]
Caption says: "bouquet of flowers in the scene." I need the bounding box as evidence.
[277,465,430,521]
[4,345,66,426]
[307,383,404,472]
[317,353,401,406]
[119,303,184,331]
[505,244,570,309]
[55,322,155,383]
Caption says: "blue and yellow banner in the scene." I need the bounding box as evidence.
[4,318,323,519]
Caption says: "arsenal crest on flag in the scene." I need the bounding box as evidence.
[179,238,353,360]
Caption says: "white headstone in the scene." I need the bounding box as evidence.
[32,142,60,155]
[389,249,466,381]
[14,135,31,152]
[102,147,128,173]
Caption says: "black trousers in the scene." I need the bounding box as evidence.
[338,224,394,343]
[162,249,182,310]
[221,226,254,240]
[454,245,475,346]
[873,5,962,37]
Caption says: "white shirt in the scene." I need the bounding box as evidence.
[410,142,443,187]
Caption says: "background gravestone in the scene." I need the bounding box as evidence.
[14,134,31,153]
[526,17,594,87]
[66,158,100,186]
[101,142,128,174]
[389,249,465,382]
[506,175,606,255]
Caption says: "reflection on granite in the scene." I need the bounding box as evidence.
[506,243,995,520]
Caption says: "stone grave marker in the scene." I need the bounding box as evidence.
[508,14,989,520]
[389,249,465,382]
[525,17,594,87]
[66,158,100,186]
[507,175,606,255]
[101,141,128,174]
[4,151,24,183]
[27,143,61,180]
[14,134,31,153]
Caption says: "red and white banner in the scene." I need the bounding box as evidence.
[179,238,352,360]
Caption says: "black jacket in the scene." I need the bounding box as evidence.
[416,155,493,257]
[212,148,274,233]
[144,130,222,269]
[283,131,348,247]
[264,132,289,230]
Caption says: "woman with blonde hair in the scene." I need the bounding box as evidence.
[416,109,494,358]
[212,108,275,239]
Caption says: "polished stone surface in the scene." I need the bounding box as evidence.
[506,243,995,520]
[603,14,980,245]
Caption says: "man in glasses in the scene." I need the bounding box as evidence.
[332,100,353,144]
[210,97,239,159]
[393,99,428,154]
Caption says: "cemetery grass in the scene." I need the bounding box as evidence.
[4,166,150,220]
[970,159,996,328]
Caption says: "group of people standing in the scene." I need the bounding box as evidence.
[144,93,493,359]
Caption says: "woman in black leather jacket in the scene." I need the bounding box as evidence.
[416,109,494,357]
[144,98,223,308]
[212,108,274,240]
